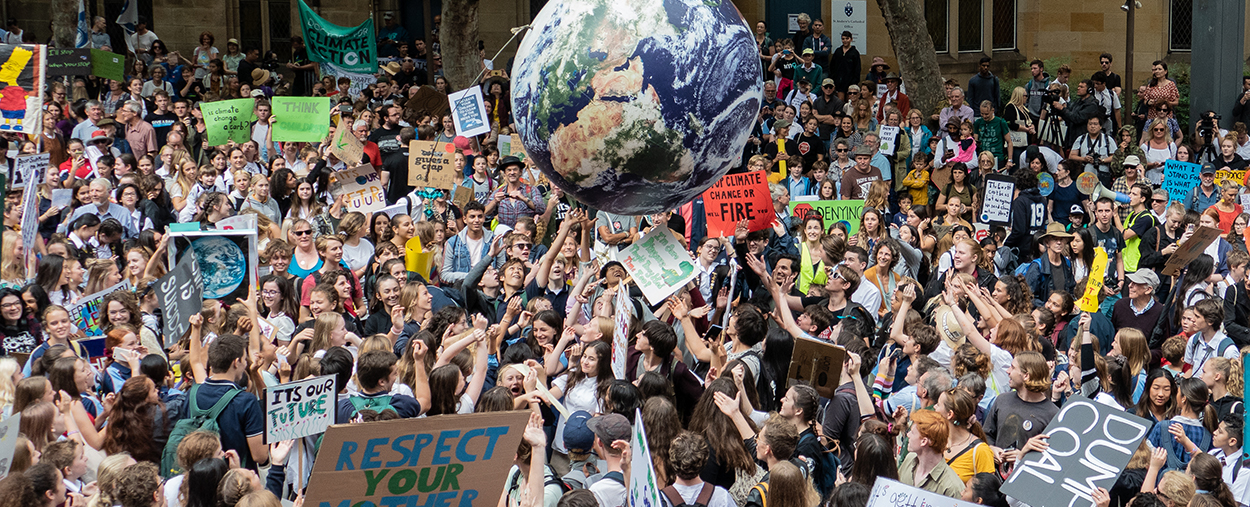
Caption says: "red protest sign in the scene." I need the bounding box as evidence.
[703,170,773,237]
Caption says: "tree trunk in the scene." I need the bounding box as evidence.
[875,0,943,120]
[50,0,79,47]
[440,0,480,93]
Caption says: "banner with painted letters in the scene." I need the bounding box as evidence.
[702,170,773,237]
[297,0,375,73]
[264,374,336,443]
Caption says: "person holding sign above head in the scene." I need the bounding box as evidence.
[898,409,965,498]
[764,120,799,184]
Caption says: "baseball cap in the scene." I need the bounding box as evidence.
[88,130,111,143]
[822,78,835,87]
[227,38,239,46]
[383,12,394,19]
[587,413,632,445]
[249,89,266,98]
[1201,164,1217,175]
[853,146,874,158]
[564,411,595,454]
[94,118,114,127]
[802,48,814,55]
[1126,269,1161,291]
[773,119,792,130]
[1122,155,1141,167]
[1069,204,1086,217]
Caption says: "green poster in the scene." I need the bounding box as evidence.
[89,49,124,82]
[788,199,865,235]
[199,99,257,146]
[298,0,376,73]
[272,97,331,142]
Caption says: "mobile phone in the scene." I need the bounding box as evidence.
[704,325,723,342]
[113,347,137,363]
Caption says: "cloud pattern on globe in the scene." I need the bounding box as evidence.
[511,0,763,214]
[191,236,246,299]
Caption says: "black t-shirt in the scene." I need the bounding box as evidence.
[763,139,800,178]
[145,111,178,149]
[796,133,825,168]
[383,149,412,204]
[369,125,405,155]
[236,59,258,89]
[984,390,1059,448]
[178,379,265,469]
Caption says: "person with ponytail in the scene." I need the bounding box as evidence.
[778,384,827,491]
[1147,377,1219,471]
[1187,453,1238,507]
[935,387,994,482]
[1110,327,1152,405]
[1200,357,1244,419]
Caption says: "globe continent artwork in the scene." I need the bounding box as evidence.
[511,0,763,214]
[191,236,247,299]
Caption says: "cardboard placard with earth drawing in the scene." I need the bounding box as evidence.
[330,117,364,166]
[787,336,845,399]
[305,411,528,507]
[1161,226,1221,277]
[408,140,459,189]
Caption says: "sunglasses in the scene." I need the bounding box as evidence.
[293,229,312,236]
[836,148,848,152]
[822,85,834,88]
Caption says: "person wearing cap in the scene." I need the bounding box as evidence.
[585,413,633,507]
[1111,153,1143,221]
[1110,268,1165,343]
[222,38,243,73]
[377,12,410,59]
[487,156,546,228]
[791,50,824,97]
[1023,223,1075,304]
[1066,204,1087,230]
[1187,163,1223,213]
[875,72,909,122]
[763,119,799,184]
[812,78,845,138]
[841,145,882,200]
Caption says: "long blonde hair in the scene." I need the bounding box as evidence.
[308,312,344,354]
[0,357,19,410]
[766,461,820,507]
[1008,87,1027,108]
[1147,118,1173,145]
[0,232,23,283]
[1206,357,1243,396]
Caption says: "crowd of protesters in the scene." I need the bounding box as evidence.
[5,9,1250,507]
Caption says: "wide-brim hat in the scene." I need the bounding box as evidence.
[381,62,401,75]
[1038,222,1072,242]
[250,68,270,87]
[88,130,111,143]
[885,72,902,82]
[498,155,524,172]
[870,56,889,69]
[933,305,966,350]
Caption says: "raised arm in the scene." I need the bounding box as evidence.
[945,283,992,357]
[670,298,713,363]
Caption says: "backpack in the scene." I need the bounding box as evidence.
[160,383,241,478]
[800,430,839,499]
[348,394,397,420]
[506,465,572,498]
[661,482,715,507]
[751,482,770,507]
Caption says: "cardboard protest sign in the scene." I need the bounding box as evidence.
[305,411,528,507]
[619,227,700,305]
[980,174,1014,225]
[452,186,473,208]
[629,408,663,507]
[448,87,490,138]
[67,281,130,337]
[612,291,631,380]
[877,125,900,155]
[408,140,459,189]
[867,478,982,507]
[1162,160,1202,204]
[330,165,386,214]
[272,97,331,142]
[788,200,865,235]
[199,99,257,146]
[168,229,258,306]
[0,414,20,477]
[498,134,526,161]
[1161,226,1222,277]
[12,152,48,190]
[1216,168,1245,188]
[264,374,336,443]
[156,252,202,346]
[331,118,364,166]
[297,0,375,73]
[1002,395,1152,507]
[0,44,46,136]
[90,49,124,82]
[787,336,846,399]
[1076,247,1109,313]
[702,170,773,237]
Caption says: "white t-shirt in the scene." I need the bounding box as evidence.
[660,483,737,507]
[164,474,186,507]
[465,234,485,267]
[551,375,602,453]
[342,238,374,271]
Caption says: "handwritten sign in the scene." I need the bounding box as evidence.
[1076,247,1108,313]
[408,140,459,189]
[788,200,865,235]
[155,252,202,346]
[0,414,20,478]
[612,290,630,380]
[702,170,773,237]
[47,48,91,76]
[305,411,528,507]
[1002,395,1151,507]
[1161,226,1222,277]
[66,281,130,337]
[332,165,387,214]
[1162,160,1202,204]
[16,153,44,251]
[981,174,1015,225]
[877,126,900,156]
[13,152,48,190]
[629,408,662,507]
[272,97,331,142]
[331,118,364,166]
[619,227,700,305]
[787,336,846,399]
[199,99,257,146]
[264,374,336,443]
[448,86,490,138]
[867,478,983,507]
[1216,169,1245,188]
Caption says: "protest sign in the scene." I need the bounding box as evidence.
[498,134,527,161]
[297,0,375,73]
[378,202,407,218]
[18,169,38,252]
[90,49,124,82]
[272,97,331,142]
[408,140,459,189]
[981,174,1015,225]
[168,229,258,306]
[877,125,900,155]
[0,414,20,477]
[216,214,257,231]
[787,336,846,399]
[452,186,473,208]
[1002,395,1151,507]
[47,48,91,76]
[702,170,773,237]
[264,374,336,443]
[867,478,982,507]
[321,63,377,98]
[788,200,865,235]
[156,251,202,346]
[448,87,490,138]
[405,237,437,280]
[1162,160,1202,204]
[1161,225,1222,277]
[329,165,386,214]
[629,408,663,507]
[199,99,257,146]
[1216,168,1245,188]
[0,44,46,135]
[331,117,364,166]
[12,152,48,190]
[1076,247,1108,313]
[305,411,528,507]
[67,281,130,337]
[612,290,630,380]
[620,227,700,305]
[50,189,72,208]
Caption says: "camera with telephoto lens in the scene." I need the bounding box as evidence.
[1198,112,1220,141]
[1043,88,1064,105]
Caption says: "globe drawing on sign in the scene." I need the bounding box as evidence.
[190,236,246,299]
[511,0,763,214]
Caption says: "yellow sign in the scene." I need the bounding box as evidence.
[404,236,436,280]
[1215,169,1245,187]
[1077,247,1108,313]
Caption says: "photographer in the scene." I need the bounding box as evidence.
[1051,79,1102,149]
[1069,116,1115,187]
[1193,110,1228,164]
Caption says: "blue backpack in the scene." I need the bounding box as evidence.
[800,428,839,499]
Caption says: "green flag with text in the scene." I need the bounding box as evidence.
[297,0,375,73]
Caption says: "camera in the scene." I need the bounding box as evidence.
[1043,89,1063,105]
[1198,111,1220,140]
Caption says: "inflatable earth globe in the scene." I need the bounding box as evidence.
[510,0,763,214]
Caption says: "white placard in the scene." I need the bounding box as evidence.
[13,152,48,190]
[0,414,20,477]
[331,165,386,214]
[612,289,630,380]
[448,86,491,138]
[829,1,868,54]
[619,227,700,305]
[867,478,983,507]
[50,188,72,209]
[980,175,1015,225]
[216,214,257,231]
[788,14,800,32]
[877,125,900,155]
[628,408,662,507]
[264,374,337,443]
